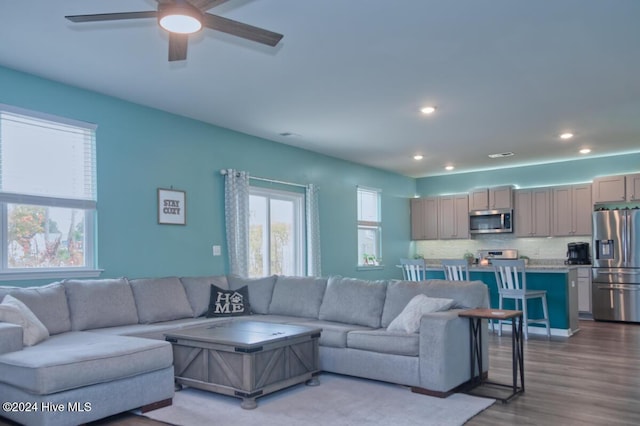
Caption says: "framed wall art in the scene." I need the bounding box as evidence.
[158,188,186,225]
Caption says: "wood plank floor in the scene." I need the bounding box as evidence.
[467,319,640,425]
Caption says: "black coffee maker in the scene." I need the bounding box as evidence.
[566,242,590,265]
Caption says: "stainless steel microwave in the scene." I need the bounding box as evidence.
[469,209,513,234]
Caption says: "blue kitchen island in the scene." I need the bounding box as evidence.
[423,264,580,337]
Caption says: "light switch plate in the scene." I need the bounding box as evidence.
[212,245,221,256]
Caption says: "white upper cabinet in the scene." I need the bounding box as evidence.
[552,183,592,236]
[593,173,640,203]
[410,197,439,240]
[439,194,469,239]
[468,185,513,211]
[626,173,640,202]
[515,187,551,237]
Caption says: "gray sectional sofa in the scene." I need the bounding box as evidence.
[0,274,489,426]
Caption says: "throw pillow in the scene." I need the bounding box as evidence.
[0,295,50,346]
[387,294,454,334]
[206,285,251,317]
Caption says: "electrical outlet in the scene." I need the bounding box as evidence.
[212,245,221,256]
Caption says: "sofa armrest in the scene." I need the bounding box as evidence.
[0,322,23,354]
[417,309,488,393]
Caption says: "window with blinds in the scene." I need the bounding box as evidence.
[0,104,98,278]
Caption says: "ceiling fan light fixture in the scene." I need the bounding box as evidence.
[159,3,202,34]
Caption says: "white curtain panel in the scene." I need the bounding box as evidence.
[306,183,322,277]
[223,169,250,277]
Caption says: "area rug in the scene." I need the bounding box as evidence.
[144,373,494,426]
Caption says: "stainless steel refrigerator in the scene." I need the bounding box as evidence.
[592,208,640,322]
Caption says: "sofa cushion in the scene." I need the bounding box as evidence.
[387,294,454,333]
[64,278,139,330]
[206,285,251,317]
[130,277,193,324]
[0,331,172,395]
[347,329,420,356]
[294,319,371,348]
[0,295,49,346]
[381,279,489,327]
[180,275,229,317]
[228,275,276,314]
[0,282,71,335]
[269,276,327,318]
[318,276,388,328]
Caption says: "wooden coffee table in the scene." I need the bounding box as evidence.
[164,320,322,409]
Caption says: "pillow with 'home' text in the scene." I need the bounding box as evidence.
[206,285,251,317]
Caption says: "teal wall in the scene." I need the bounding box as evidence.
[0,66,415,286]
[416,154,640,196]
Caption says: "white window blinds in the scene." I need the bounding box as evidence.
[0,106,96,206]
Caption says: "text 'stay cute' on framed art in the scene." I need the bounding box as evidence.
[158,188,186,225]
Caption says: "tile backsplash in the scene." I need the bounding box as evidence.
[414,234,591,261]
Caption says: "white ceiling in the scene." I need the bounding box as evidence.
[1,0,639,178]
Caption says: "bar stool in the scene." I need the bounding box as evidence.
[441,259,470,281]
[492,259,550,340]
[400,258,426,281]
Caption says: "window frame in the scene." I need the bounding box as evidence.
[248,185,306,277]
[357,185,383,268]
[0,104,100,281]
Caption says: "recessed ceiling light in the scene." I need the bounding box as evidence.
[445,165,454,171]
[420,106,437,115]
[579,148,591,154]
[413,154,424,160]
[560,132,574,140]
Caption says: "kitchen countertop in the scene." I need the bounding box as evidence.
[422,260,592,273]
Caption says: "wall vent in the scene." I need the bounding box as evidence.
[488,152,515,158]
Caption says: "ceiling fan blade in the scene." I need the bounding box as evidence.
[203,14,283,47]
[65,11,157,23]
[188,0,232,11]
[169,33,189,61]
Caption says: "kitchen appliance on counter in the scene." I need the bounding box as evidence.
[592,208,640,323]
[469,209,513,234]
[566,242,591,265]
[478,249,518,265]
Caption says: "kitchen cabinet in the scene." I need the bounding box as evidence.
[627,173,640,202]
[410,197,438,240]
[439,194,469,239]
[515,187,551,237]
[552,183,592,236]
[469,186,513,211]
[592,173,640,203]
[576,267,592,313]
[592,175,625,203]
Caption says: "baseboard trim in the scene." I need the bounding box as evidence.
[490,322,577,337]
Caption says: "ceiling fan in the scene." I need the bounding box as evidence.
[65,0,284,61]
